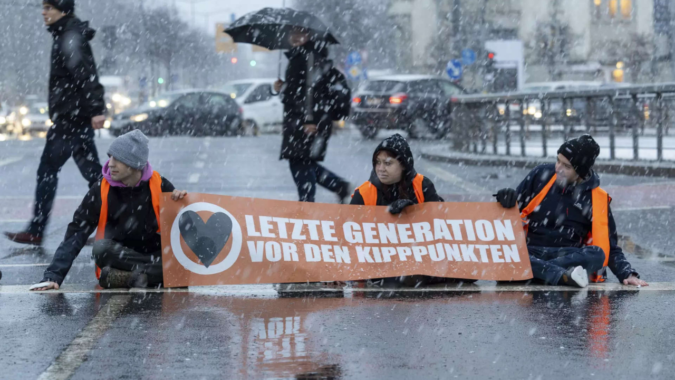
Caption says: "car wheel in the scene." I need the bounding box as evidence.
[407,117,436,140]
[357,124,379,139]
[245,120,260,136]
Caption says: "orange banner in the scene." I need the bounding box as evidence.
[160,194,532,287]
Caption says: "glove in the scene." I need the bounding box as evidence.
[388,199,415,215]
[494,188,518,208]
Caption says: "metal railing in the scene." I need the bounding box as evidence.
[450,83,675,162]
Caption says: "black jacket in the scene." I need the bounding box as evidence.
[351,133,443,205]
[47,16,106,130]
[42,177,175,285]
[516,164,638,281]
[280,42,332,161]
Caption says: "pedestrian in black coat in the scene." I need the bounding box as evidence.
[273,28,350,203]
[5,1,107,245]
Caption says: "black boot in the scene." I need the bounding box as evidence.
[99,267,133,289]
[558,266,589,288]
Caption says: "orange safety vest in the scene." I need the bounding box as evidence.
[354,174,425,206]
[520,174,611,283]
[94,171,163,279]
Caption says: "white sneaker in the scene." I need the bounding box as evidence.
[568,266,589,288]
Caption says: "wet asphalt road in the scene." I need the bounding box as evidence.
[1,129,675,379]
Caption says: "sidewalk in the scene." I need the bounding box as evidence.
[422,143,675,177]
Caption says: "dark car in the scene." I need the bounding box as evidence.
[110,90,243,137]
[350,75,466,139]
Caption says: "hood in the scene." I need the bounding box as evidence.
[49,16,96,41]
[102,159,153,187]
[372,133,417,182]
[575,169,600,192]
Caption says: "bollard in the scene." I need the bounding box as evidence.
[562,97,570,142]
[505,103,511,156]
[585,97,592,134]
[608,96,616,160]
[541,99,548,158]
[631,94,640,161]
[492,102,498,154]
[519,102,526,157]
[657,93,664,161]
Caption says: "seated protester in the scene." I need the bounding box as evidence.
[351,134,468,287]
[30,130,188,291]
[495,134,648,288]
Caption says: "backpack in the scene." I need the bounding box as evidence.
[312,61,352,121]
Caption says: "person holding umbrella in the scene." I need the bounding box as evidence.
[226,9,351,203]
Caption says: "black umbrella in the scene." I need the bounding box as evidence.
[224,7,339,51]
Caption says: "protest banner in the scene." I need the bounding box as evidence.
[160,194,532,287]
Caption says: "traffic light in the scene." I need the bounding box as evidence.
[231,57,238,64]
[157,78,164,84]
[485,51,496,71]
[250,60,257,67]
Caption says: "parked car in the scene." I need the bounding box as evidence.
[222,79,283,135]
[17,102,52,136]
[350,75,466,139]
[110,90,242,137]
[521,81,603,123]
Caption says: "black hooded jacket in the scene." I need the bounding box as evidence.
[351,134,443,205]
[47,16,106,130]
[42,177,175,285]
[516,164,638,281]
[280,42,332,161]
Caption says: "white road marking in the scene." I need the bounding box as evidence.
[188,173,200,183]
[0,263,49,268]
[613,206,672,212]
[0,156,23,167]
[36,295,131,380]
[424,164,490,194]
[194,161,205,169]
[0,220,30,223]
[2,282,675,294]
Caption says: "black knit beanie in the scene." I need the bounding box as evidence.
[43,0,75,15]
[557,134,600,179]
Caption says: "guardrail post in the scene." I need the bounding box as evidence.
[631,94,640,161]
[519,102,526,157]
[563,97,570,141]
[657,92,664,161]
[505,104,512,156]
[492,102,499,154]
[541,99,548,158]
[585,97,592,133]
[608,96,616,160]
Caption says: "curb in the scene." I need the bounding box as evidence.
[421,148,675,178]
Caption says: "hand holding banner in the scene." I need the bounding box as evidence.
[160,194,532,287]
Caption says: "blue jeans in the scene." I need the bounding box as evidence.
[528,246,606,285]
[288,159,347,203]
[28,126,101,236]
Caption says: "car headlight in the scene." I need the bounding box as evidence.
[104,120,111,129]
[122,97,132,106]
[19,106,28,115]
[45,119,53,127]
[112,93,122,103]
[22,118,32,127]
[0,116,6,124]
[130,113,149,122]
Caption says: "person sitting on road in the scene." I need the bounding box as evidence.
[495,134,647,288]
[351,133,469,286]
[31,130,188,291]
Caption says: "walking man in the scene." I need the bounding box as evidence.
[273,28,351,203]
[495,135,648,288]
[6,0,106,245]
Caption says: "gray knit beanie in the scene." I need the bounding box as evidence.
[107,129,149,170]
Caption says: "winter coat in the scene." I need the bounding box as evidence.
[47,16,106,132]
[351,133,443,205]
[280,42,332,161]
[516,164,638,282]
[42,169,175,285]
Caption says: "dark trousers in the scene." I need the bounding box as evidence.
[28,126,101,236]
[93,239,163,286]
[288,159,346,203]
[528,246,606,285]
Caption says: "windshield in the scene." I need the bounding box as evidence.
[28,104,48,115]
[363,81,404,93]
[145,93,183,108]
[222,83,254,100]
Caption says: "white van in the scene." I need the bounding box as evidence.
[222,79,283,135]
